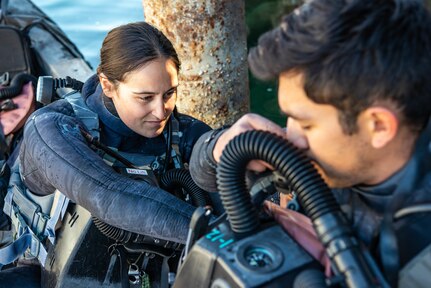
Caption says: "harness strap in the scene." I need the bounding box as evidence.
[379,213,399,286]
[45,190,69,245]
[3,184,49,240]
[103,248,119,286]
[161,255,170,288]
[65,91,100,139]
[169,115,183,169]
[0,163,66,267]
[0,226,47,268]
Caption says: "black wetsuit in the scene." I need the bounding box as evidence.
[20,74,211,243]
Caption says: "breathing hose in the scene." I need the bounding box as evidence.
[216,130,381,288]
[160,168,210,207]
[0,72,37,100]
[92,216,183,250]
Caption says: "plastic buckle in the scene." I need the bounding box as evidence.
[0,72,9,86]
[12,205,28,238]
[29,231,48,266]
[35,211,49,239]
[29,234,41,257]
[172,131,183,138]
[171,150,183,169]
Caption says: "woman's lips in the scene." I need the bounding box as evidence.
[145,120,163,127]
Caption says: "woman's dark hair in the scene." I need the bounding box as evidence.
[249,0,431,134]
[97,21,180,85]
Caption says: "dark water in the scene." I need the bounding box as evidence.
[246,0,300,125]
[31,0,300,125]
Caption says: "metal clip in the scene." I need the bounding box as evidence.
[128,263,141,285]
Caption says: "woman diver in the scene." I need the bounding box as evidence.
[22,20,211,245]
[1,21,212,287]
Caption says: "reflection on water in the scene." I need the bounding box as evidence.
[30,0,300,124]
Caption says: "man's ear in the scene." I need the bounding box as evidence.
[363,107,399,148]
[99,73,116,98]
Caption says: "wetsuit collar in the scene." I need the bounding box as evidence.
[83,75,137,137]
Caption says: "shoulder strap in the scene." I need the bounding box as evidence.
[166,114,183,169]
[45,190,69,245]
[0,226,48,269]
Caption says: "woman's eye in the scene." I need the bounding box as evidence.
[164,90,176,100]
[141,96,153,102]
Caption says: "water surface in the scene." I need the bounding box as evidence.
[32,0,144,69]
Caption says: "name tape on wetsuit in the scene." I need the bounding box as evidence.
[126,168,148,176]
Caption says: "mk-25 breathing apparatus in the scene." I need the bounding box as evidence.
[174,130,389,288]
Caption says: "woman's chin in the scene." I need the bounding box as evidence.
[138,126,165,138]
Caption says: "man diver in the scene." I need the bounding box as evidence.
[189,0,431,285]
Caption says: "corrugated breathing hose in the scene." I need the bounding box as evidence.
[216,130,383,288]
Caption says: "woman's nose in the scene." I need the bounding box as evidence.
[286,118,309,150]
[152,98,166,119]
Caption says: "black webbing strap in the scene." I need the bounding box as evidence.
[379,213,399,287]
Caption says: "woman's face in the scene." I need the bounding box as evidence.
[101,58,178,138]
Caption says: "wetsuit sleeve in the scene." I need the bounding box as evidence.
[177,114,212,163]
[19,101,195,244]
[189,129,225,192]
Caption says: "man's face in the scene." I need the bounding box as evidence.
[278,72,377,188]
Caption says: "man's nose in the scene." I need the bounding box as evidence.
[286,118,309,150]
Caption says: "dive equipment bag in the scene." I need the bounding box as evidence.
[0,25,33,80]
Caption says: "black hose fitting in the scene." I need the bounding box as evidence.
[0,72,37,100]
[160,168,210,207]
[216,130,381,287]
[53,76,84,92]
[36,76,84,105]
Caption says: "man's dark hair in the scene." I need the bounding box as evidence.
[249,0,431,134]
[97,21,180,85]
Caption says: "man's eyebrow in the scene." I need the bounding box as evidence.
[281,108,310,121]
